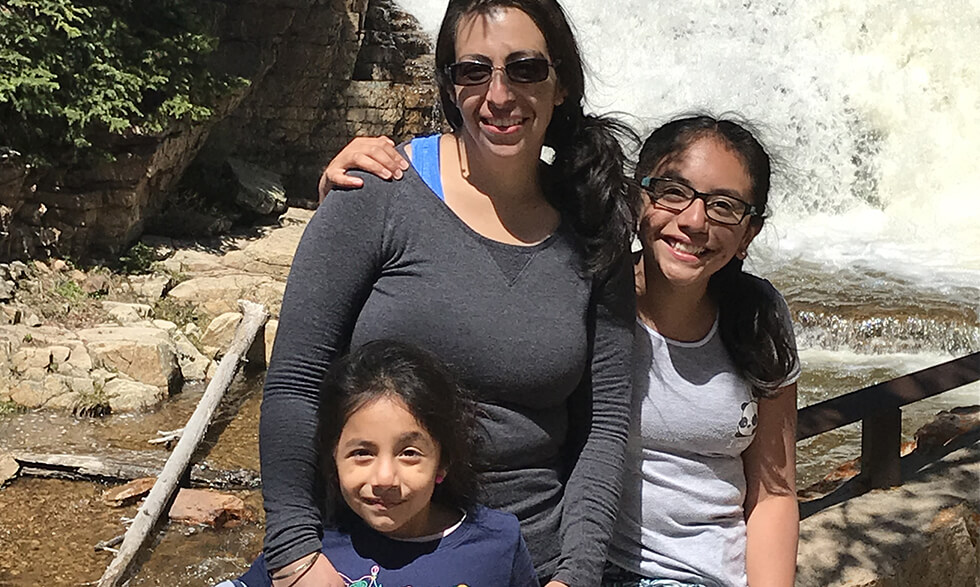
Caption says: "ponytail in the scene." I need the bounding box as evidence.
[710,258,798,398]
[546,109,640,276]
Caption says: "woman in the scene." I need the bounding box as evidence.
[260,1,638,586]
[323,116,801,587]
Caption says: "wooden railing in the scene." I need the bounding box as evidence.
[796,351,980,490]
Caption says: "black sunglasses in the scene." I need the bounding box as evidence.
[445,57,557,86]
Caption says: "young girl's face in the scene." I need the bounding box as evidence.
[334,395,447,539]
[640,135,761,290]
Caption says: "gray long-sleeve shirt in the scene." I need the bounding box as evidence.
[260,167,634,585]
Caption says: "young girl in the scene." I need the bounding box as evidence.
[229,340,538,587]
[322,115,801,587]
[602,116,800,587]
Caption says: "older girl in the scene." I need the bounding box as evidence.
[260,1,637,586]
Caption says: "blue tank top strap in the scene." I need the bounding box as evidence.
[410,134,445,201]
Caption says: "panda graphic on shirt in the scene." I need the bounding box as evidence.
[735,400,759,438]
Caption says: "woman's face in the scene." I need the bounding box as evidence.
[640,135,761,290]
[451,7,564,163]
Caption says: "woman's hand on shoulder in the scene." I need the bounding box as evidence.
[271,553,345,587]
[318,136,410,202]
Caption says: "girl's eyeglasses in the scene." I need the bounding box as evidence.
[640,176,762,225]
[445,58,556,86]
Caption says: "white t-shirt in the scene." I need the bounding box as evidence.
[606,280,800,587]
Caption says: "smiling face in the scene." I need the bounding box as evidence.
[334,395,447,539]
[451,7,564,164]
[640,135,762,291]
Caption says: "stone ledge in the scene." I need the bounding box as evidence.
[797,437,980,586]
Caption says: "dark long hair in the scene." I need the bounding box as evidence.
[434,0,639,275]
[317,340,482,521]
[637,116,797,397]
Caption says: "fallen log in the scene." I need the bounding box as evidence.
[12,450,260,490]
[97,300,269,587]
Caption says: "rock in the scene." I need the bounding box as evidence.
[8,261,29,280]
[128,274,172,301]
[200,312,243,358]
[49,259,68,273]
[1,305,22,324]
[33,260,50,275]
[168,488,247,528]
[77,326,179,390]
[263,318,277,367]
[103,378,168,412]
[172,329,211,381]
[103,477,157,507]
[0,279,14,301]
[101,301,153,324]
[184,322,201,338]
[914,406,980,453]
[0,453,19,487]
[167,274,285,316]
[25,313,41,327]
[81,273,112,296]
[227,158,288,216]
[152,319,178,333]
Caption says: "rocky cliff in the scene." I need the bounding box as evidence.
[0,0,440,263]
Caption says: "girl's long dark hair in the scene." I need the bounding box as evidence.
[637,116,797,397]
[434,0,639,275]
[317,340,483,523]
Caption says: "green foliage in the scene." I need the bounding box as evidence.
[53,277,85,301]
[0,400,25,415]
[0,0,243,165]
[119,242,157,274]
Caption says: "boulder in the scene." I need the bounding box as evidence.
[226,158,287,217]
[168,488,247,528]
[103,378,168,412]
[77,326,179,391]
[200,312,243,358]
[171,329,211,381]
[0,453,19,486]
[127,274,172,301]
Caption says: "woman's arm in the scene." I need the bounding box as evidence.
[551,256,636,587]
[743,384,799,587]
[260,186,390,578]
[318,136,409,201]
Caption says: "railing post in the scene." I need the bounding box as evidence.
[860,407,902,489]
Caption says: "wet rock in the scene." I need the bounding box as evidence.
[103,378,168,412]
[200,312,243,358]
[102,477,156,507]
[914,406,980,453]
[169,488,247,528]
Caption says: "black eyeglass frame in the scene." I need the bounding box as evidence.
[639,176,763,225]
[444,57,558,86]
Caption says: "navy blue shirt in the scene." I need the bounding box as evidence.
[234,506,538,587]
